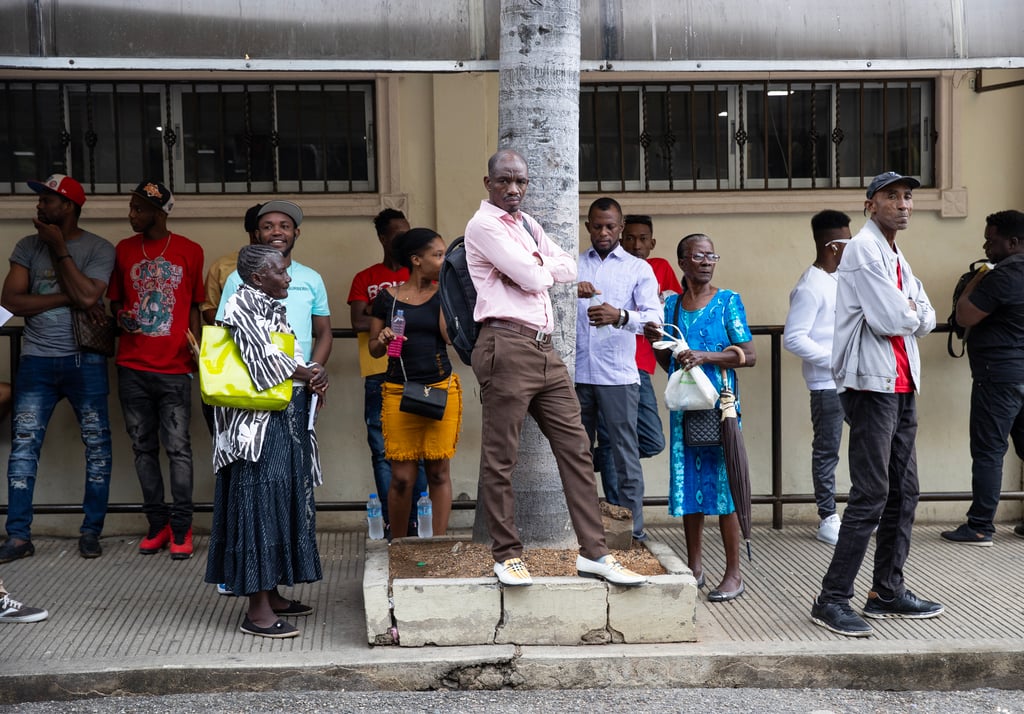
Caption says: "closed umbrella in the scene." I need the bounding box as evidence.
[718,369,753,560]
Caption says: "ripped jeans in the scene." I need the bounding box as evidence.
[5,353,112,540]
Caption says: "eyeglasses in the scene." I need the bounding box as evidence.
[683,252,721,263]
[825,239,851,248]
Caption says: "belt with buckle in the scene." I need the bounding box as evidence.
[485,319,551,344]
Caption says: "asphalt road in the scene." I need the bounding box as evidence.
[2,688,1022,713]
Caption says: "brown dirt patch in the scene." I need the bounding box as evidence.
[389,539,666,580]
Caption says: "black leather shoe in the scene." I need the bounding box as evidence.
[1014,522,1024,539]
[78,533,102,559]
[707,581,744,602]
[862,590,944,620]
[0,539,34,564]
[811,598,873,637]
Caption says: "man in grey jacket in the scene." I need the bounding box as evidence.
[810,172,944,637]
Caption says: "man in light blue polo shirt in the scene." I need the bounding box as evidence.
[213,200,331,597]
[215,200,332,368]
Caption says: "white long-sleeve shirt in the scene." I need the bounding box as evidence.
[783,265,838,390]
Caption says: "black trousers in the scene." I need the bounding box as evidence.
[819,391,919,605]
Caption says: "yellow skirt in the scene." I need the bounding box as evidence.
[382,373,463,461]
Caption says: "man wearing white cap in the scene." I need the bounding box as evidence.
[108,181,205,561]
[0,174,115,563]
[811,171,943,637]
[215,200,332,375]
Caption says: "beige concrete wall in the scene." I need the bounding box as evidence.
[0,69,1021,536]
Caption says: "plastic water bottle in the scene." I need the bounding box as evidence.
[589,295,613,340]
[366,494,385,540]
[387,309,406,357]
[416,492,433,538]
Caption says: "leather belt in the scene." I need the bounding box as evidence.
[485,318,551,344]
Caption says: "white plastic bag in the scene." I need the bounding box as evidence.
[653,327,719,412]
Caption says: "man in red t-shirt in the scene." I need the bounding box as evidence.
[594,214,682,505]
[347,209,426,535]
[108,181,205,560]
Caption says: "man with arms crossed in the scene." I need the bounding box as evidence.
[464,149,645,588]
[810,172,943,637]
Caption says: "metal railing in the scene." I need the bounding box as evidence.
[2,324,1020,530]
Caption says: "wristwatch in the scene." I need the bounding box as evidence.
[615,308,628,328]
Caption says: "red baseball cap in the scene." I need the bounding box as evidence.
[27,174,87,207]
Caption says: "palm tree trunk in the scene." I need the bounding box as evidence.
[472,0,582,549]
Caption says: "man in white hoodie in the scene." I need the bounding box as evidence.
[810,172,943,638]
[783,210,850,545]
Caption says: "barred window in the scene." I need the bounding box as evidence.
[580,80,934,192]
[1,81,376,196]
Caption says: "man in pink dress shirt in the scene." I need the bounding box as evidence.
[463,149,645,588]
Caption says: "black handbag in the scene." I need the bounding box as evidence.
[399,379,448,421]
[683,408,722,447]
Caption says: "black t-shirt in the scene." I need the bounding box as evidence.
[966,253,1024,382]
[371,288,452,384]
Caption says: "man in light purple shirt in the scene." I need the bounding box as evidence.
[464,149,645,589]
[576,197,661,542]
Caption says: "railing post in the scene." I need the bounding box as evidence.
[771,330,783,529]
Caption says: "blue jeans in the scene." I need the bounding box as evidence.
[364,374,426,526]
[578,382,646,539]
[967,380,1024,535]
[594,370,665,506]
[809,389,845,519]
[5,353,112,540]
[117,367,194,536]
[820,391,919,605]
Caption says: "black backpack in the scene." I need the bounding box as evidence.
[438,235,478,366]
[946,258,990,358]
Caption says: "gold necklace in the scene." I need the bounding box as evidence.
[142,233,173,261]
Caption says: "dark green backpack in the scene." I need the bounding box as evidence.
[946,259,989,358]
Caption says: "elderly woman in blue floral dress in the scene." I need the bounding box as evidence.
[646,233,756,603]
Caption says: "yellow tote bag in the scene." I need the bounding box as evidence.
[199,325,294,411]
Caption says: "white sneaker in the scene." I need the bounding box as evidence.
[494,557,533,586]
[576,554,647,586]
[817,514,841,545]
[0,593,48,623]
[216,583,235,596]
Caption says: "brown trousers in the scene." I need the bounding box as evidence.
[472,324,608,562]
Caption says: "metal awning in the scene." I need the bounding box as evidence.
[0,0,1021,72]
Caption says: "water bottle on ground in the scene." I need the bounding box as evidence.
[366,494,385,540]
[416,492,433,538]
[589,295,613,340]
[387,309,406,357]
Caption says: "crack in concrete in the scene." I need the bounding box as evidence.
[438,646,525,690]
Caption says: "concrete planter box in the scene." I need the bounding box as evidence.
[363,537,697,647]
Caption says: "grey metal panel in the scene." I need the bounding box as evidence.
[0,0,37,56]
[38,0,498,60]
[0,0,1019,64]
[581,0,972,61]
[964,0,1024,58]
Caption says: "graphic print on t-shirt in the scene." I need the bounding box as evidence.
[128,257,182,337]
